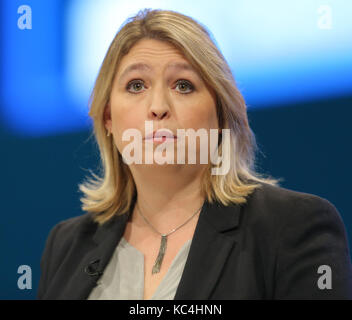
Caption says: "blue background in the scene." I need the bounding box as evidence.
[1,0,351,299]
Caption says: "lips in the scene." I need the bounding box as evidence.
[144,129,176,140]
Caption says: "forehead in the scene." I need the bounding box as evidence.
[122,38,186,61]
[115,39,203,84]
[116,39,196,78]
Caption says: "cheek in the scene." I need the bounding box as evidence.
[179,98,218,130]
[111,105,145,149]
[114,109,141,129]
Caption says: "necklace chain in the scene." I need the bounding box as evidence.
[135,200,203,274]
[136,202,203,237]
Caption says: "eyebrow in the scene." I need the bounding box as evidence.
[118,62,198,82]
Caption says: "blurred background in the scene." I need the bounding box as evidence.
[1,0,351,299]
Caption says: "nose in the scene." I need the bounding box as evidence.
[150,109,168,120]
[148,86,171,120]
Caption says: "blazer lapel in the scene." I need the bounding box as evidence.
[173,199,241,300]
[59,209,131,300]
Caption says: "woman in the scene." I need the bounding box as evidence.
[37,8,352,300]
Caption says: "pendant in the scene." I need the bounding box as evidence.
[152,235,167,274]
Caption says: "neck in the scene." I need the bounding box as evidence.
[128,164,207,232]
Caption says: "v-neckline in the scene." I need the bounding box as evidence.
[120,236,192,299]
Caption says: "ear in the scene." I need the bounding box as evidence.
[103,103,112,131]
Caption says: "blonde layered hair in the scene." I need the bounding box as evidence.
[79,8,282,225]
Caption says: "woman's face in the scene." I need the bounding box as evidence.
[105,38,219,166]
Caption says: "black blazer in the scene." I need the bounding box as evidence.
[37,182,352,299]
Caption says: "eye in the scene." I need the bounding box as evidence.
[126,80,145,93]
[175,80,194,94]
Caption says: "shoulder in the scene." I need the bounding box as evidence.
[247,181,336,210]
[245,181,342,224]
[43,213,98,258]
[242,182,352,299]
[242,182,348,249]
[49,212,96,239]
[245,181,351,256]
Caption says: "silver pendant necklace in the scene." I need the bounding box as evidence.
[136,203,203,274]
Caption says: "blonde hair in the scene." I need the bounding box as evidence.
[78,8,282,226]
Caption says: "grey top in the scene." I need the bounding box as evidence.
[87,236,193,300]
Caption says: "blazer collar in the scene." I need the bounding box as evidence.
[62,196,241,300]
[173,198,241,299]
